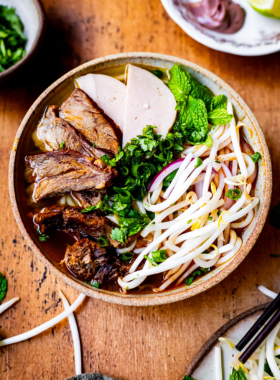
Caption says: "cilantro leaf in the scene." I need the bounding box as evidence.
[210,95,227,111]
[208,108,233,125]
[81,201,103,213]
[0,272,7,304]
[110,228,128,244]
[250,151,262,163]
[168,65,192,102]
[151,250,166,263]
[36,228,49,242]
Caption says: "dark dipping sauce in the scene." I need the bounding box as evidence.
[16,65,257,296]
[174,0,246,35]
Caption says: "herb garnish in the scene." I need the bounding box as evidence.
[208,216,213,221]
[229,366,247,380]
[195,157,203,168]
[0,6,27,72]
[0,272,7,304]
[120,252,134,261]
[183,377,196,380]
[144,255,159,267]
[215,160,221,164]
[81,202,103,213]
[152,69,163,79]
[250,151,262,163]
[88,280,100,288]
[185,267,211,286]
[97,235,109,247]
[151,250,167,263]
[60,141,65,148]
[36,228,49,242]
[168,66,233,146]
[217,211,222,216]
[225,188,242,200]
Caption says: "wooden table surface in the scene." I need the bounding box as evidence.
[0,1,280,379]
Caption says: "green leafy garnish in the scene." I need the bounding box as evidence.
[119,252,134,261]
[208,216,213,221]
[0,272,7,304]
[88,280,100,288]
[195,157,203,168]
[185,267,211,286]
[111,228,128,244]
[210,94,228,111]
[250,151,262,163]
[188,219,192,224]
[144,255,159,267]
[215,160,221,164]
[81,202,103,213]
[60,141,65,148]
[36,228,49,242]
[163,169,178,190]
[183,377,196,380]
[225,188,242,200]
[168,65,192,102]
[0,6,27,72]
[229,367,247,380]
[97,235,109,247]
[92,142,96,147]
[152,69,163,79]
[151,250,166,263]
[217,210,222,216]
[204,134,213,148]
[208,108,233,125]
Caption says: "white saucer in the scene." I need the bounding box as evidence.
[161,0,280,56]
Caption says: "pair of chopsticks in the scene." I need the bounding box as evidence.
[237,293,280,364]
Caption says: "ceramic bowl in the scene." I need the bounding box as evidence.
[0,0,46,82]
[185,302,270,379]
[9,52,272,306]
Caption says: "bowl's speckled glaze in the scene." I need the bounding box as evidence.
[9,53,272,306]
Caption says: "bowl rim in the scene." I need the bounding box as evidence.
[8,52,272,306]
[185,302,270,377]
[0,0,46,82]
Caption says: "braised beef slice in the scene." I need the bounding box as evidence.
[64,238,129,285]
[33,205,120,247]
[25,150,117,202]
[59,88,121,156]
[37,105,108,159]
[71,189,107,208]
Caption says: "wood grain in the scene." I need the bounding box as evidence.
[0,0,280,379]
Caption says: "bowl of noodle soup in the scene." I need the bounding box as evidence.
[9,52,272,306]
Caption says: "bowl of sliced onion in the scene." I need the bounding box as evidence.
[9,52,272,306]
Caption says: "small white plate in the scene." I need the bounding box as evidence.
[161,0,280,56]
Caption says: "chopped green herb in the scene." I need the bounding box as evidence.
[92,142,96,147]
[215,160,221,164]
[239,207,242,211]
[0,272,7,304]
[36,228,49,242]
[88,281,99,288]
[126,286,129,290]
[208,216,213,221]
[225,188,242,200]
[250,151,262,163]
[152,69,163,79]
[270,202,280,229]
[229,367,247,380]
[120,252,134,261]
[188,219,192,224]
[151,250,166,263]
[0,6,27,72]
[81,201,103,213]
[163,169,178,190]
[59,141,65,148]
[183,377,197,380]
[144,255,159,267]
[217,211,222,216]
[173,211,178,216]
[195,157,203,168]
[185,267,211,286]
[170,202,175,206]
[97,235,109,247]
[208,108,233,125]
[204,134,213,148]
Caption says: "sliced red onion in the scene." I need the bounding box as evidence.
[149,158,217,193]
[194,182,204,199]
[148,158,184,192]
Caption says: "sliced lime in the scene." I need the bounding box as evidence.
[248,0,280,18]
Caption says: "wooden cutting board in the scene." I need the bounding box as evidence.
[0,0,280,379]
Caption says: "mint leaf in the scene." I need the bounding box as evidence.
[0,272,7,304]
[168,65,192,102]
[208,108,233,125]
[210,95,227,111]
[204,134,213,148]
[190,77,213,111]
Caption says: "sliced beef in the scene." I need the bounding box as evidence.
[33,205,120,247]
[71,189,107,208]
[64,238,129,285]
[37,105,108,159]
[59,88,121,156]
[25,150,117,202]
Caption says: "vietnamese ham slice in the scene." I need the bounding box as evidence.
[76,74,126,131]
[123,65,177,147]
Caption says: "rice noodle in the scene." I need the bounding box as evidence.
[231,210,254,229]
[116,239,137,253]
[0,297,20,315]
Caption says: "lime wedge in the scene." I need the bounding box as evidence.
[248,0,280,18]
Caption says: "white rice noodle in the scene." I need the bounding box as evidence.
[231,210,254,229]
[150,181,163,205]
[163,154,193,199]
[227,101,248,178]
[231,160,238,176]
[266,323,280,380]
[155,261,192,291]
[215,346,223,380]
[116,239,137,254]
[257,346,265,380]
[202,138,220,196]
[59,290,82,376]
[164,240,181,253]
[217,237,242,265]
[217,153,236,162]
[218,137,232,151]
[0,293,86,347]
[243,153,256,178]
[135,201,146,214]
[221,162,234,210]
[123,198,258,282]
[258,286,277,299]
[176,263,199,286]
[194,243,234,268]
[223,223,230,245]
[0,297,20,315]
